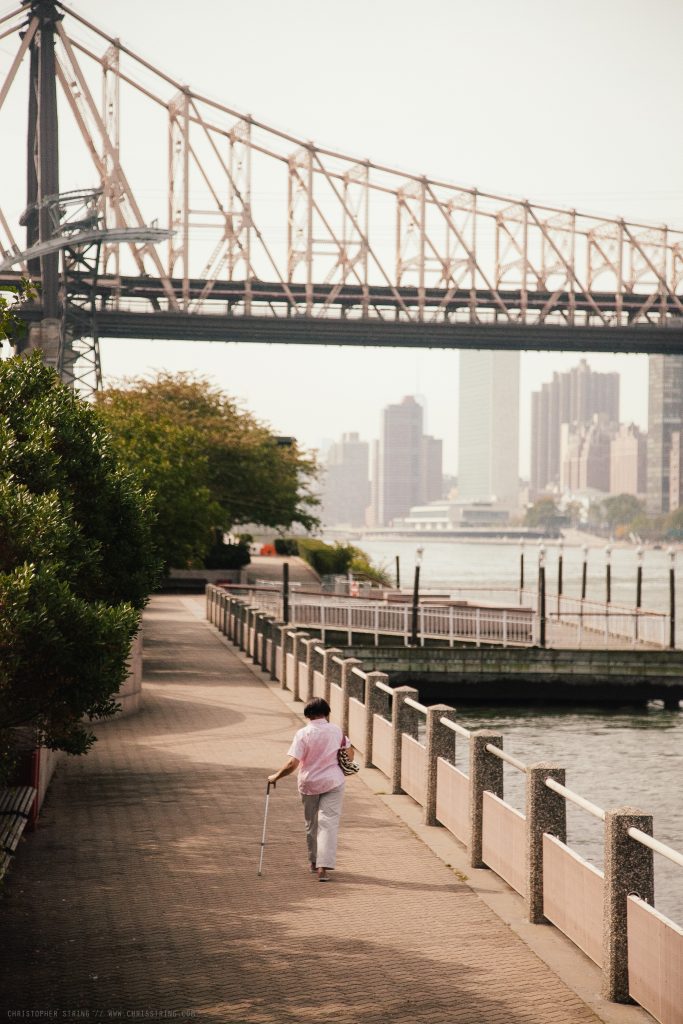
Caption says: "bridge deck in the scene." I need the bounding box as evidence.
[0,594,605,1023]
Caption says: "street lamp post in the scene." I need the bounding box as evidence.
[410,546,424,647]
[282,560,290,625]
[538,545,546,648]
[519,541,525,603]
[557,539,564,618]
[581,544,588,601]
[395,555,401,590]
[605,545,612,605]
[635,546,643,642]
[669,547,676,650]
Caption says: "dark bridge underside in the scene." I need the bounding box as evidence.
[6,271,683,353]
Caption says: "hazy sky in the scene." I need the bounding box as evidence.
[3,0,683,475]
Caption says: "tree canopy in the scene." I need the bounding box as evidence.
[0,352,160,766]
[602,493,644,531]
[97,373,319,570]
[524,496,563,534]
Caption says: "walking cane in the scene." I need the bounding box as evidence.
[257,780,275,876]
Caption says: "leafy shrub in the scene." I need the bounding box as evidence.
[274,538,299,556]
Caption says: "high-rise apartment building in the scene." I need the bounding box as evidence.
[669,432,683,513]
[458,350,519,508]
[611,424,647,497]
[376,397,443,525]
[378,397,424,525]
[560,415,612,494]
[421,435,443,505]
[320,432,370,527]
[530,359,619,495]
[647,355,683,513]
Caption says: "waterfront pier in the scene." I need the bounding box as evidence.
[209,586,683,1023]
[0,593,652,1024]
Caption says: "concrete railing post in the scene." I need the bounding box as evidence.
[276,625,289,685]
[390,685,419,795]
[245,602,255,651]
[301,638,316,703]
[260,616,274,672]
[291,632,309,702]
[248,608,257,658]
[252,612,262,662]
[602,807,654,1003]
[364,671,389,768]
[340,658,363,736]
[270,622,284,681]
[469,731,503,868]
[322,648,342,704]
[526,764,566,924]
[424,704,455,826]
[282,629,297,691]
[239,604,249,651]
[231,599,241,643]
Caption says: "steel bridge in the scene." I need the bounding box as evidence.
[2,1,683,392]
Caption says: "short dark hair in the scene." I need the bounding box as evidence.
[304,697,330,719]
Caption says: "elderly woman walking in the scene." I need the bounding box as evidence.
[268,697,354,882]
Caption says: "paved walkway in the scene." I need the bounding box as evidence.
[0,595,604,1024]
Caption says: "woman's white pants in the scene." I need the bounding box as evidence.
[301,783,345,869]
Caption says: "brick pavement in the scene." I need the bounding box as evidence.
[0,594,605,1024]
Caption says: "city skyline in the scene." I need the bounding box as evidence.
[1,0,675,475]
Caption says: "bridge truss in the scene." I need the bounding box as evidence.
[1,0,683,393]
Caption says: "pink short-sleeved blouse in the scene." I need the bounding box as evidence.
[288,719,350,795]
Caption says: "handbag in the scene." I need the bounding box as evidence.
[337,735,360,776]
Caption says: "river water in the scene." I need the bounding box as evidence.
[356,536,683,923]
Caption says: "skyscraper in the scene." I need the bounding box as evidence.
[458,350,519,509]
[611,424,647,497]
[378,396,425,525]
[647,355,683,513]
[321,432,370,527]
[530,359,619,496]
[421,435,443,504]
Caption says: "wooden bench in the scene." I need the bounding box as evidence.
[0,786,37,881]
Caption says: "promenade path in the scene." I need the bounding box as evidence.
[0,595,608,1024]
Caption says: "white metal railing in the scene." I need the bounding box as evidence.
[404,696,429,714]
[216,583,668,649]
[486,744,527,772]
[628,827,683,869]
[549,593,667,647]
[544,777,606,820]
[439,715,471,738]
[375,680,394,696]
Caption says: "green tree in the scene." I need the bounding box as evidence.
[665,507,683,540]
[98,373,319,569]
[0,353,160,766]
[602,493,644,531]
[524,497,561,533]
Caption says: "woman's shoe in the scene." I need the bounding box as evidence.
[310,862,317,872]
[317,867,329,882]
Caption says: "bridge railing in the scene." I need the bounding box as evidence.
[440,584,669,647]
[215,582,669,649]
[207,586,683,1023]
[219,584,534,647]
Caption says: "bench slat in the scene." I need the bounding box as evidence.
[0,850,10,881]
[0,814,28,854]
[0,786,37,818]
